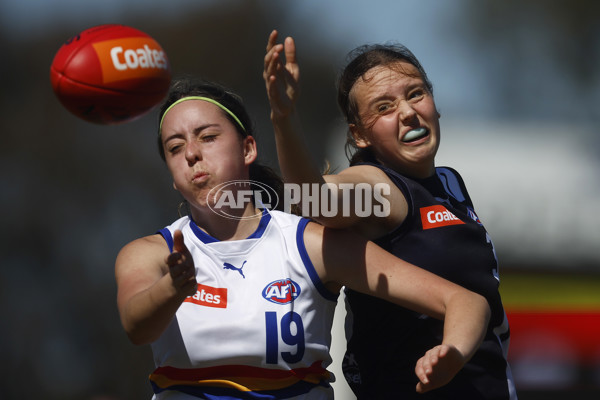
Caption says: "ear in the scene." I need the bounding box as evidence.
[243,135,258,165]
[172,181,178,191]
[350,123,371,149]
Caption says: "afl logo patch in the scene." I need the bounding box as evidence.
[262,279,301,304]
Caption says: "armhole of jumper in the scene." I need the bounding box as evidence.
[295,218,339,302]
[157,228,174,253]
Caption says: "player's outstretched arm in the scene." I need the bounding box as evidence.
[263,30,324,189]
[303,222,491,391]
[115,230,197,345]
[264,31,408,234]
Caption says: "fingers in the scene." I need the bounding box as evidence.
[263,30,300,117]
[264,29,281,75]
[414,346,443,393]
[264,47,282,82]
[416,381,426,394]
[264,30,298,80]
[414,344,466,393]
[266,29,278,52]
[415,347,439,381]
[167,256,197,296]
[415,358,429,393]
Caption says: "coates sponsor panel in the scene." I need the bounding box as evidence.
[262,279,301,305]
[92,37,169,83]
[420,205,465,230]
[185,283,227,308]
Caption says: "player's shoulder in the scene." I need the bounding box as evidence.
[117,234,168,266]
[268,209,304,225]
[435,166,473,205]
[435,165,463,179]
[162,215,192,233]
[129,233,167,249]
[331,164,394,185]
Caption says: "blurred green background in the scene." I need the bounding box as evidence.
[1,0,599,399]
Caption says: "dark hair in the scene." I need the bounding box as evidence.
[337,43,433,165]
[157,76,287,212]
[157,76,253,158]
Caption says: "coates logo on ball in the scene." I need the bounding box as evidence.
[262,279,301,305]
[50,24,172,125]
[94,36,169,83]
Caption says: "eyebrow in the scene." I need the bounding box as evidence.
[193,123,220,135]
[368,81,427,103]
[163,123,221,144]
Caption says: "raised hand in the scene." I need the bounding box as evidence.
[165,230,197,297]
[263,30,300,119]
[415,344,466,393]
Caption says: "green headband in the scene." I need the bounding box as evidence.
[159,96,246,133]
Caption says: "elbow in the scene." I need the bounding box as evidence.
[125,327,158,346]
[480,292,491,314]
[128,336,152,347]
[471,291,491,328]
[121,317,160,346]
[449,289,491,326]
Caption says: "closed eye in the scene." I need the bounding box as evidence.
[201,134,217,143]
[167,143,183,154]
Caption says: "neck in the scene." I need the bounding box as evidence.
[404,165,436,179]
[190,203,262,241]
[381,159,435,179]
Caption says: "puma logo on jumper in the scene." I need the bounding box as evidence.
[223,260,247,279]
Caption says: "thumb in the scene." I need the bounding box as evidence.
[173,230,188,254]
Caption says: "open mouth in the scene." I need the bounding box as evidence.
[402,127,428,143]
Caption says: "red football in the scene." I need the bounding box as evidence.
[50,24,172,125]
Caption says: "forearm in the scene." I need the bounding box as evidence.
[441,290,490,362]
[271,112,325,186]
[120,276,188,345]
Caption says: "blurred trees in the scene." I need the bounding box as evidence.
[0,2,340,399]
[459,0,600,121]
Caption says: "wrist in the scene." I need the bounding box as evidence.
[270,110,293,124]
[441,342,470,365]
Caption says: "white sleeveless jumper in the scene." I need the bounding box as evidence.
[149,210,338,399]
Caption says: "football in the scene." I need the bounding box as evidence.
[50,24,172,125]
